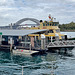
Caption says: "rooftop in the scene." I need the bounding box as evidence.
[0,29,47,36]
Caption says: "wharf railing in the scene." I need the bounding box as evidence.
[47,40,75,48]
[0,61,75,75]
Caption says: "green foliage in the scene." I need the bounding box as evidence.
[58,22,75,31]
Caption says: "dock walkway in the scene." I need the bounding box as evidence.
[46,40,75,48]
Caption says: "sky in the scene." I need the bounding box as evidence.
[0,0,75,26]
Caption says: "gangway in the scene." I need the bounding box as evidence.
[46,40,75,49]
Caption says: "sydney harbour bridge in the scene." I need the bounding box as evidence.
[0,18,40,29]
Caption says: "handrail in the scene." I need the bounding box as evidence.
[47,40,75,48]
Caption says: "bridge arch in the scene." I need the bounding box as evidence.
[15,18,40,26]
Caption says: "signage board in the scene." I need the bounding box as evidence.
[0,32,2,35]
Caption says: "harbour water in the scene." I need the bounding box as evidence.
[0,48,75,75]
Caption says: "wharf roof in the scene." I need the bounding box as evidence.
[0,29,47,36]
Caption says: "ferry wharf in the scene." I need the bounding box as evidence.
[0,30,75,54]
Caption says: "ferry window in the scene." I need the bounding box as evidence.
[43,23,45,26]
[56,29,60,32]
[55,24,57,26]
[45,23,47,26]
[50,23,51,26]
[50,30,53,33]
[48,30,53,33]
[47,23,49,26]
[53,23,54,26]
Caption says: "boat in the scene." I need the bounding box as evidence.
[13,49,39,55]
[27,15,64,42]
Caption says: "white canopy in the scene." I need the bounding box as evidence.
[0,29,47,36]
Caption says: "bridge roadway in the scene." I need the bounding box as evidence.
[46,40,75,49]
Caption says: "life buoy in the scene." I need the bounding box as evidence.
[21,50,23,52]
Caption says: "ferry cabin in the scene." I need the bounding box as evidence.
[28,20,64,43]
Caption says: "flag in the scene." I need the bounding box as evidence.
[48,14,51,19]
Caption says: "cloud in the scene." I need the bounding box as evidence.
[0,0,14,6]
[67,0,75,2]
[0,0,75,26]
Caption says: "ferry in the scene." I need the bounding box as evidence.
[28,15,64,41]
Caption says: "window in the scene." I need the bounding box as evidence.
[48,30,53,33]
[45,23,47,26]
[56,29,60,32]
[43,23,45,26]
[50,23,52,26]
[47,23,49,26]
[52,23,54,26]
[55,24,57,26]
